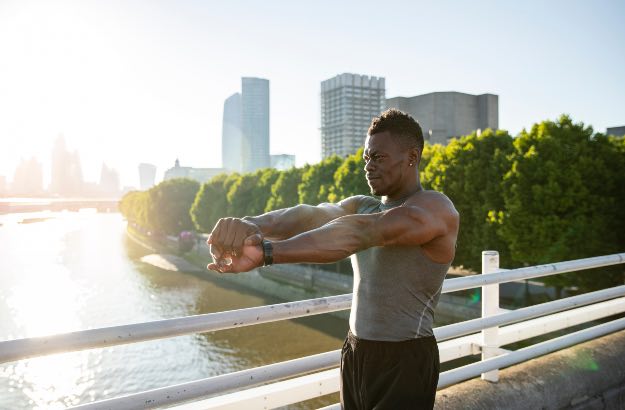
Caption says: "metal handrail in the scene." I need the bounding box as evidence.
[2,253,622,365]
[70,350,341,410]
[2,252,623,409]
[0,294,351,364]
[434,285,625,341]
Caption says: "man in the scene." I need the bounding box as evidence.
[208,108,459,409]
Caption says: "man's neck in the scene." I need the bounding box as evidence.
[382,183,423,205]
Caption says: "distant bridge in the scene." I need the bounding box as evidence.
[0,198,119,214]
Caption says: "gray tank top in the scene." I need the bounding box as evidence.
[349,195,451,341]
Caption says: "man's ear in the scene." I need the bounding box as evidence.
[409,148,420,166]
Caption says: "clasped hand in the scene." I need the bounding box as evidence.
[207,217,264,273]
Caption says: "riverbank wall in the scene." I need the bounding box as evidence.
[126,227,480,323]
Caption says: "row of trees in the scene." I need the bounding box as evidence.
[120,115,625,290]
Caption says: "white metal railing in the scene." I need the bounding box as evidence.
[1,252,623,409]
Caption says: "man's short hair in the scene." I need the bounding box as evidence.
[368,109,424,154]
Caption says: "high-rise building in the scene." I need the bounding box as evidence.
[241,77,270,172]
[50,135,84,196]
[222,93,243,172]
[99,164,120,196]
[320,73,386,159]
[11,157,44,196]
[0,176,6,197]
[138,163,157,190]
[385,92,498,145]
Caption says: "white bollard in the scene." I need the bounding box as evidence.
[481,250,500,382]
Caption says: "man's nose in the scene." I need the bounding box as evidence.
[364,161,375,172]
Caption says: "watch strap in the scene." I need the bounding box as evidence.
[261,239,273,266]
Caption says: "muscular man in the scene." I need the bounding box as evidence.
[208,109,459,409]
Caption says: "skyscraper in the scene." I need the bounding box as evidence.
[222,93,243,172]
[386,92,499,145]
[241,77,270,172]
[50,135,84,196]
[320,73,386,159]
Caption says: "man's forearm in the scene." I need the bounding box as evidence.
[271,214,381,264]
[243,204,340,241]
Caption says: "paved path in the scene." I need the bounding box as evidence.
[140,253,205,274]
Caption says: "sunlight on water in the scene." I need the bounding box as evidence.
[0,211,345,409]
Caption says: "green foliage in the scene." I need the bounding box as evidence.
[499,115,625,291]
[298,155,343,204]
[328,148,370,202]
[120,115,625,293]
[227,172,261,217]
[119,190,153,229]
[249,168,280,215]
[190,173,230,232]
[266,166,307,211]
[149,178,200,235]
[423,129,515,271]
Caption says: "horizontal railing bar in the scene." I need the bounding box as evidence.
[0,294,351,364]
[437,316,625,389]
[2,254,623,366]
[70,291,625,409]
[69,350,341,410]
[442,253,625,293]
[435,285,625,341]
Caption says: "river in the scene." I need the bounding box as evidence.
[0,211,347,409]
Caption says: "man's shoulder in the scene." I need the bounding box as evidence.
[408,190,458,218]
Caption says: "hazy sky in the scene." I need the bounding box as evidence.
[1,0,624,188]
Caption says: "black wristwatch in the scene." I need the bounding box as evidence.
[261,239,273,266]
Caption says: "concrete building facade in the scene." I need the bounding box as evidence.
[164,159,225,184]
[222,93,243,172]
[241,77,270,172]
[606,126,625,137]
[320,73,385,159]
[386,92,498,145]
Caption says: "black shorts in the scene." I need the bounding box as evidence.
[340,330,440,410]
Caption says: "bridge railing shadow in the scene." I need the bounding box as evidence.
[1,252,624,410]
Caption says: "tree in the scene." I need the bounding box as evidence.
[149,178,200,235]
[191,174,229,232]
[249,168,280,215]
[266,166,307,211]
[227,172,262,217]
[423,129,515,271]
[328,148,369,202]
[298,155,343,204]
[499,115,625,291]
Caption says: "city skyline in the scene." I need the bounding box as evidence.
[1,1,624,188]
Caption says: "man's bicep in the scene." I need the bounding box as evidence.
[314,195,362,220]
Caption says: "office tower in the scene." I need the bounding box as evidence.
[320,73,386,159]
[386,92,499,145]
[241,77,270,172]
[222,93,243,172]
[99,164,120,196]
[50,135,84,196]
[138,163,157,190]
[11,157,44,196]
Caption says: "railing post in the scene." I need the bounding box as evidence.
[481,250,500,382]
